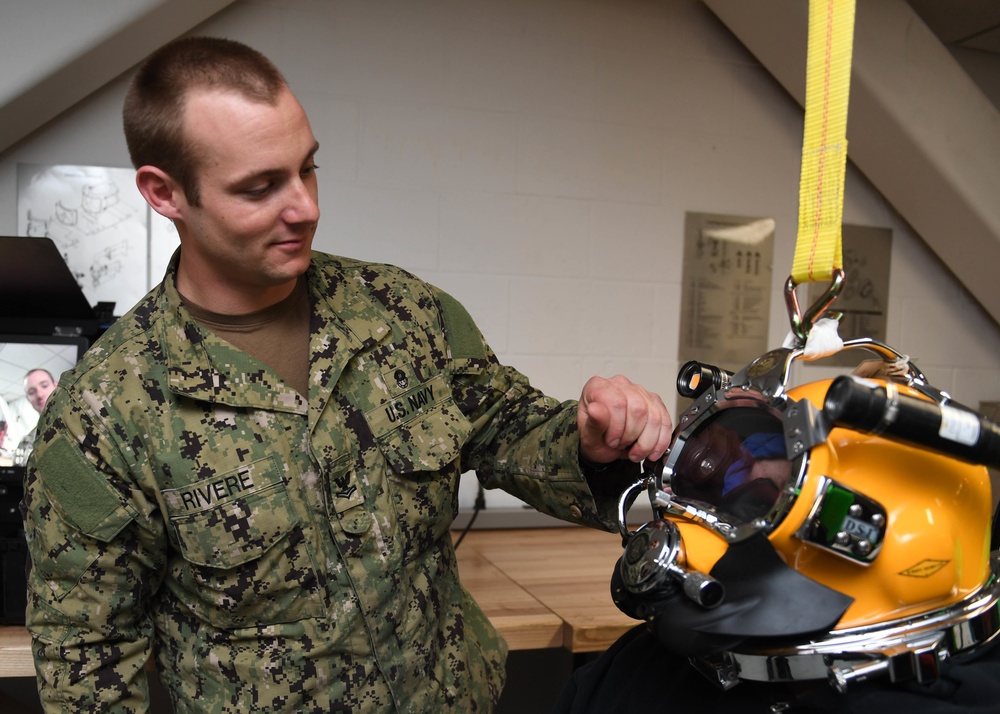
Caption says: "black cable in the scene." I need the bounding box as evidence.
[453,484,486,550]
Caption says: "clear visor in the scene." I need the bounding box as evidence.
[666,406,793,524]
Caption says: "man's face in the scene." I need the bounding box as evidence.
[25,370,56,413]
[172,86,320,311]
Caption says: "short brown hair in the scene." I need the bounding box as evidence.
[24,368,55,384]
[122,37,287,205]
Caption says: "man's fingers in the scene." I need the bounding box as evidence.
[578,375,673,464]
[624,393,672,462]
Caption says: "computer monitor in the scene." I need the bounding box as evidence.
[0,333,89,467]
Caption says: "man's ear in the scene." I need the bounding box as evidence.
[135,166,185,220]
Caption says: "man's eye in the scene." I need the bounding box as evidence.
[244,184,272,197]
[302,164,320,177]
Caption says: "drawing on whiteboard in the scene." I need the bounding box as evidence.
[25,210,50,238]
[90,240,131,288]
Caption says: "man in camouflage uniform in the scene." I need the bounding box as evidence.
[22,37,672,713]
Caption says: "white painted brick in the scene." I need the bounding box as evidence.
[283,4,448,103]
[316,183,440,273]
[731,65,803,141]
[651,282,684,360]
[439,193,590,277]
[660,58,737,135]
[517,39,599,121]
[665,0,761,65]
[594,45,674,129]
[508,276,657,359]
[662,132,800,218]
[359,104,518,192]
[518,117,661,202]
[296,94,359,184]
[508,277,587,355]
[590,201,683,282]
[443,31,528,113]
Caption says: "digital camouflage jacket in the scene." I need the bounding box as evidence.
[23,252,636,713]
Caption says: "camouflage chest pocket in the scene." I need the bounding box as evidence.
[364,373,472,473]
[363,373,472,546]
[161,455,299,568]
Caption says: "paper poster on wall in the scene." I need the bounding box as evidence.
[678,212,775,373]
[807,225,892,367]
[16,163,153,314]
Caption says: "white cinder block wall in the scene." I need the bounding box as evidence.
[0,0,997,513]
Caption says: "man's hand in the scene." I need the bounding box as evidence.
[577,375,672,465]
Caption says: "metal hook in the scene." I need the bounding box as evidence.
[784,268,845,344]
[616,474,655,543]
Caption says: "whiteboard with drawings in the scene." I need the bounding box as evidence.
[16,163,179,316]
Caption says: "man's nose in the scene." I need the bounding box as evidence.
[286,178,320,224]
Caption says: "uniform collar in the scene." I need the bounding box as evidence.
[156,251,391,414]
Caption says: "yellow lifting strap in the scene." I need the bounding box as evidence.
[786,0,856,340]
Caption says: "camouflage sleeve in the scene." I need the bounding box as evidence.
[23,390,165,713]
[432,288,640,530]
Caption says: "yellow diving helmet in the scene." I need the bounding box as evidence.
[612,339,1000,694]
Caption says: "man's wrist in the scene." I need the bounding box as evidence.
[578,450,615,474]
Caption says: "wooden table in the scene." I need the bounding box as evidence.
[0,526,637,678]
[0,626,32,678]
[454,544,564,650]
[456,527,637,653]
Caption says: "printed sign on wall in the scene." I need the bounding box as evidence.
[807,224,892,367]
[678,212,775,373]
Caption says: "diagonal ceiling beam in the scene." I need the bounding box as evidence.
[703,0,1000,326]
[0,0,236,155]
